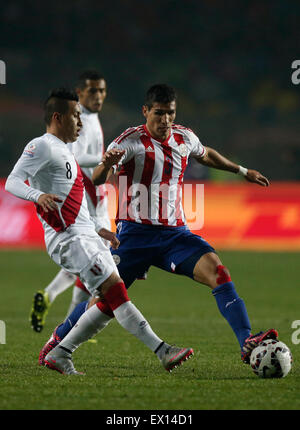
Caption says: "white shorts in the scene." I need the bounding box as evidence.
[51,233,119,296]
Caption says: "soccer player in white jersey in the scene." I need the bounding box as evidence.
[41,84,279,368]
[5,88,193,374]
[30,71,113,332]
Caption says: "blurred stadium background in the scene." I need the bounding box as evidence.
[1,0,300,251]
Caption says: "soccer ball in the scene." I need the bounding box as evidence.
[250,339,293,378]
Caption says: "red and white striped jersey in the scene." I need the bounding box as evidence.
[68,105,109,232]
[107,124,206,227]
[5,133,96,255]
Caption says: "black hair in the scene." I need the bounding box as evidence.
[76,69,105,90]
[44,87,78,125]
[145,84,177,109]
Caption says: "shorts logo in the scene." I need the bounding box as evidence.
[90,263,102,276]
[113,254,121,265]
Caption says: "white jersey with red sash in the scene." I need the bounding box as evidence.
[5,133,95,256]
[107,124,206,227]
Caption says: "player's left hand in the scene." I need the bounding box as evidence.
[98,228,120,249]
[109,234,120,250]
[245,169,270,187]
[37,193,63,212]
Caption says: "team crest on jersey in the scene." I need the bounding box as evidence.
[178,143,187,157]
[113,254,121,265]
[23,143,36,157]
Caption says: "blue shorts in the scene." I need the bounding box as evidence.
[111,221,215,288]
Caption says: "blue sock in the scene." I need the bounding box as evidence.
[56,300,88,339]
[212,282,251,349]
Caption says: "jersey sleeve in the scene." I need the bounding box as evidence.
[189,131,206,158]
[5,139,50,203]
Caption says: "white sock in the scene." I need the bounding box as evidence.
[113,301,163,352]
[45,269,77,303]
[66,286,91,316]
[59,301,164,356]
[59,304,112,352]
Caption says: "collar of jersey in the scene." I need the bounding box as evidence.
[44,132,66,145]
[143,124,172,146]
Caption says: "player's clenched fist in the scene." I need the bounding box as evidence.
[37,193,63,212]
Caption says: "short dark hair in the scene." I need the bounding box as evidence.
[76,69,105,90]
[145,84,177,109]
[44,87,78,125]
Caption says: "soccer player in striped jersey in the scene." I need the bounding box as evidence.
[95,84,278,364]
[38,84,278,370]
[6,88,193,374]
[29,71,114,332]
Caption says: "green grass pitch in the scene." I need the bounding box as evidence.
[0,249,299,410]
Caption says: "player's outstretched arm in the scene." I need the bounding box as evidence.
[195,146,269,187]
[92,148,125,185]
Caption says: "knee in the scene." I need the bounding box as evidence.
[193,253,232,289]
[96,299,115,318]
[215,265,232,286]
[87,296,101,309]
[195,263,232,289]
[98,272,123,296]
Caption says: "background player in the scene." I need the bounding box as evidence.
[6,87,193,374]
[30,70,113,332]
[39,84,278,369]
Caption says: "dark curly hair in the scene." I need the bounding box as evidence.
[44,87,78,125]
[145,84,177,109]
